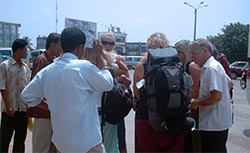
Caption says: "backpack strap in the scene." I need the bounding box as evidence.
[100,92,107,142]
[185,61,192,75]
[100,67,114,142]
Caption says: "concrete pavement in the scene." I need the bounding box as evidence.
[3,75,250,152]
[124,78,250,153]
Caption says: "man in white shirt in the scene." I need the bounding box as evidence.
[21,27,114,152]
[190,38,232,152]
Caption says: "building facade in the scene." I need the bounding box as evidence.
[36,35,47,49]
[125,42,146,56]
[0,21,21,48]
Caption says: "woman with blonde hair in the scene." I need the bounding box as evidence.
[175,39,200,99]
[84,33,130,153]
[175,39,201,152]
[133,33,184,152]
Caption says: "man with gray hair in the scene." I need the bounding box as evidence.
[190,38,232,152]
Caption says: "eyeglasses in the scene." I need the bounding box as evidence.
[191,47,206,54]
[102,41,115,46]
[191,49,201,54]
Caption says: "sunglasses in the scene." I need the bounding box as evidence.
[102,41,115,46]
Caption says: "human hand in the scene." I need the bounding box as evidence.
[117,75,131,87]
[92,40,103,58]
[92,40,106,69]
[6,107,15,117]
[190,98,199,111]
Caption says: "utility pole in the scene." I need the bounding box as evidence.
[184,1,208,40]
[56,0,58,33]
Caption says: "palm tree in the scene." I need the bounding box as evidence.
[23,36,34,51]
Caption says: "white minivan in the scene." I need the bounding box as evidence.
[0,47,33,69]
[125,56,143,70]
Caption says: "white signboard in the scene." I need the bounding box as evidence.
[65,18,97,48]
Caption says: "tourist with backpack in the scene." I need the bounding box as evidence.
[100,33,131,153]
[133,33,194,152]
[190,38,232,152]
[84,33,131,153]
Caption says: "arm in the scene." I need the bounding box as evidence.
[190,66,223,110]
[189,63,201,99]
[115,57,131,87]
[30,56,49,110]
[190,90,222,110]
[0,63,14,116]
[85,64,114,92]
[133,62,144,101]
[1,90,14,117]
[21,74,44,107]
[93,40,106,70]
[114,57,129,77]
[31,57,45,80]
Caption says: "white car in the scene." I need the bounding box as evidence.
[0,47,33,69]
[125,56,143,70]
[0,55,10,63]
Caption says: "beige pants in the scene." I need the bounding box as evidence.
[87,143,106,153]
[33,118,57,153]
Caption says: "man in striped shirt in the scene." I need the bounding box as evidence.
[0,39,30,153]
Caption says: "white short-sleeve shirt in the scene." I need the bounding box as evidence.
[199,56,232,131]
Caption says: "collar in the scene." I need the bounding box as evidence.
[44,51,54,63]
[10,57,25,65]
[61,52,78,60]
[202,56,214,69]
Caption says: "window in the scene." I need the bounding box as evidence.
[116,38,122,43]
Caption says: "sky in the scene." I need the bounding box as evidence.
[0,0,249,47]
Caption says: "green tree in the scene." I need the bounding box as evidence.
[207,22,249,63]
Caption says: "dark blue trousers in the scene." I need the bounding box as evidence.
[1,112,27,153]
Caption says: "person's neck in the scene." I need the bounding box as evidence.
[201,55,212,67]
[12,55,22,65]
[45,49,54,60]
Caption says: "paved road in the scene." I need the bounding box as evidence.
[2,70,250,152]
[125,71,250,153]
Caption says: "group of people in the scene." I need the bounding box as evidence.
[0,27,233,153]
[133,34,232,152]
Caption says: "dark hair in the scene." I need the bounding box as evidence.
[61,27,86,52]
[45,33,61,50]
[12,39,28,53]
[211,44,221,61]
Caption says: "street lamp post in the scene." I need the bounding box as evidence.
[184,1,208,40]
